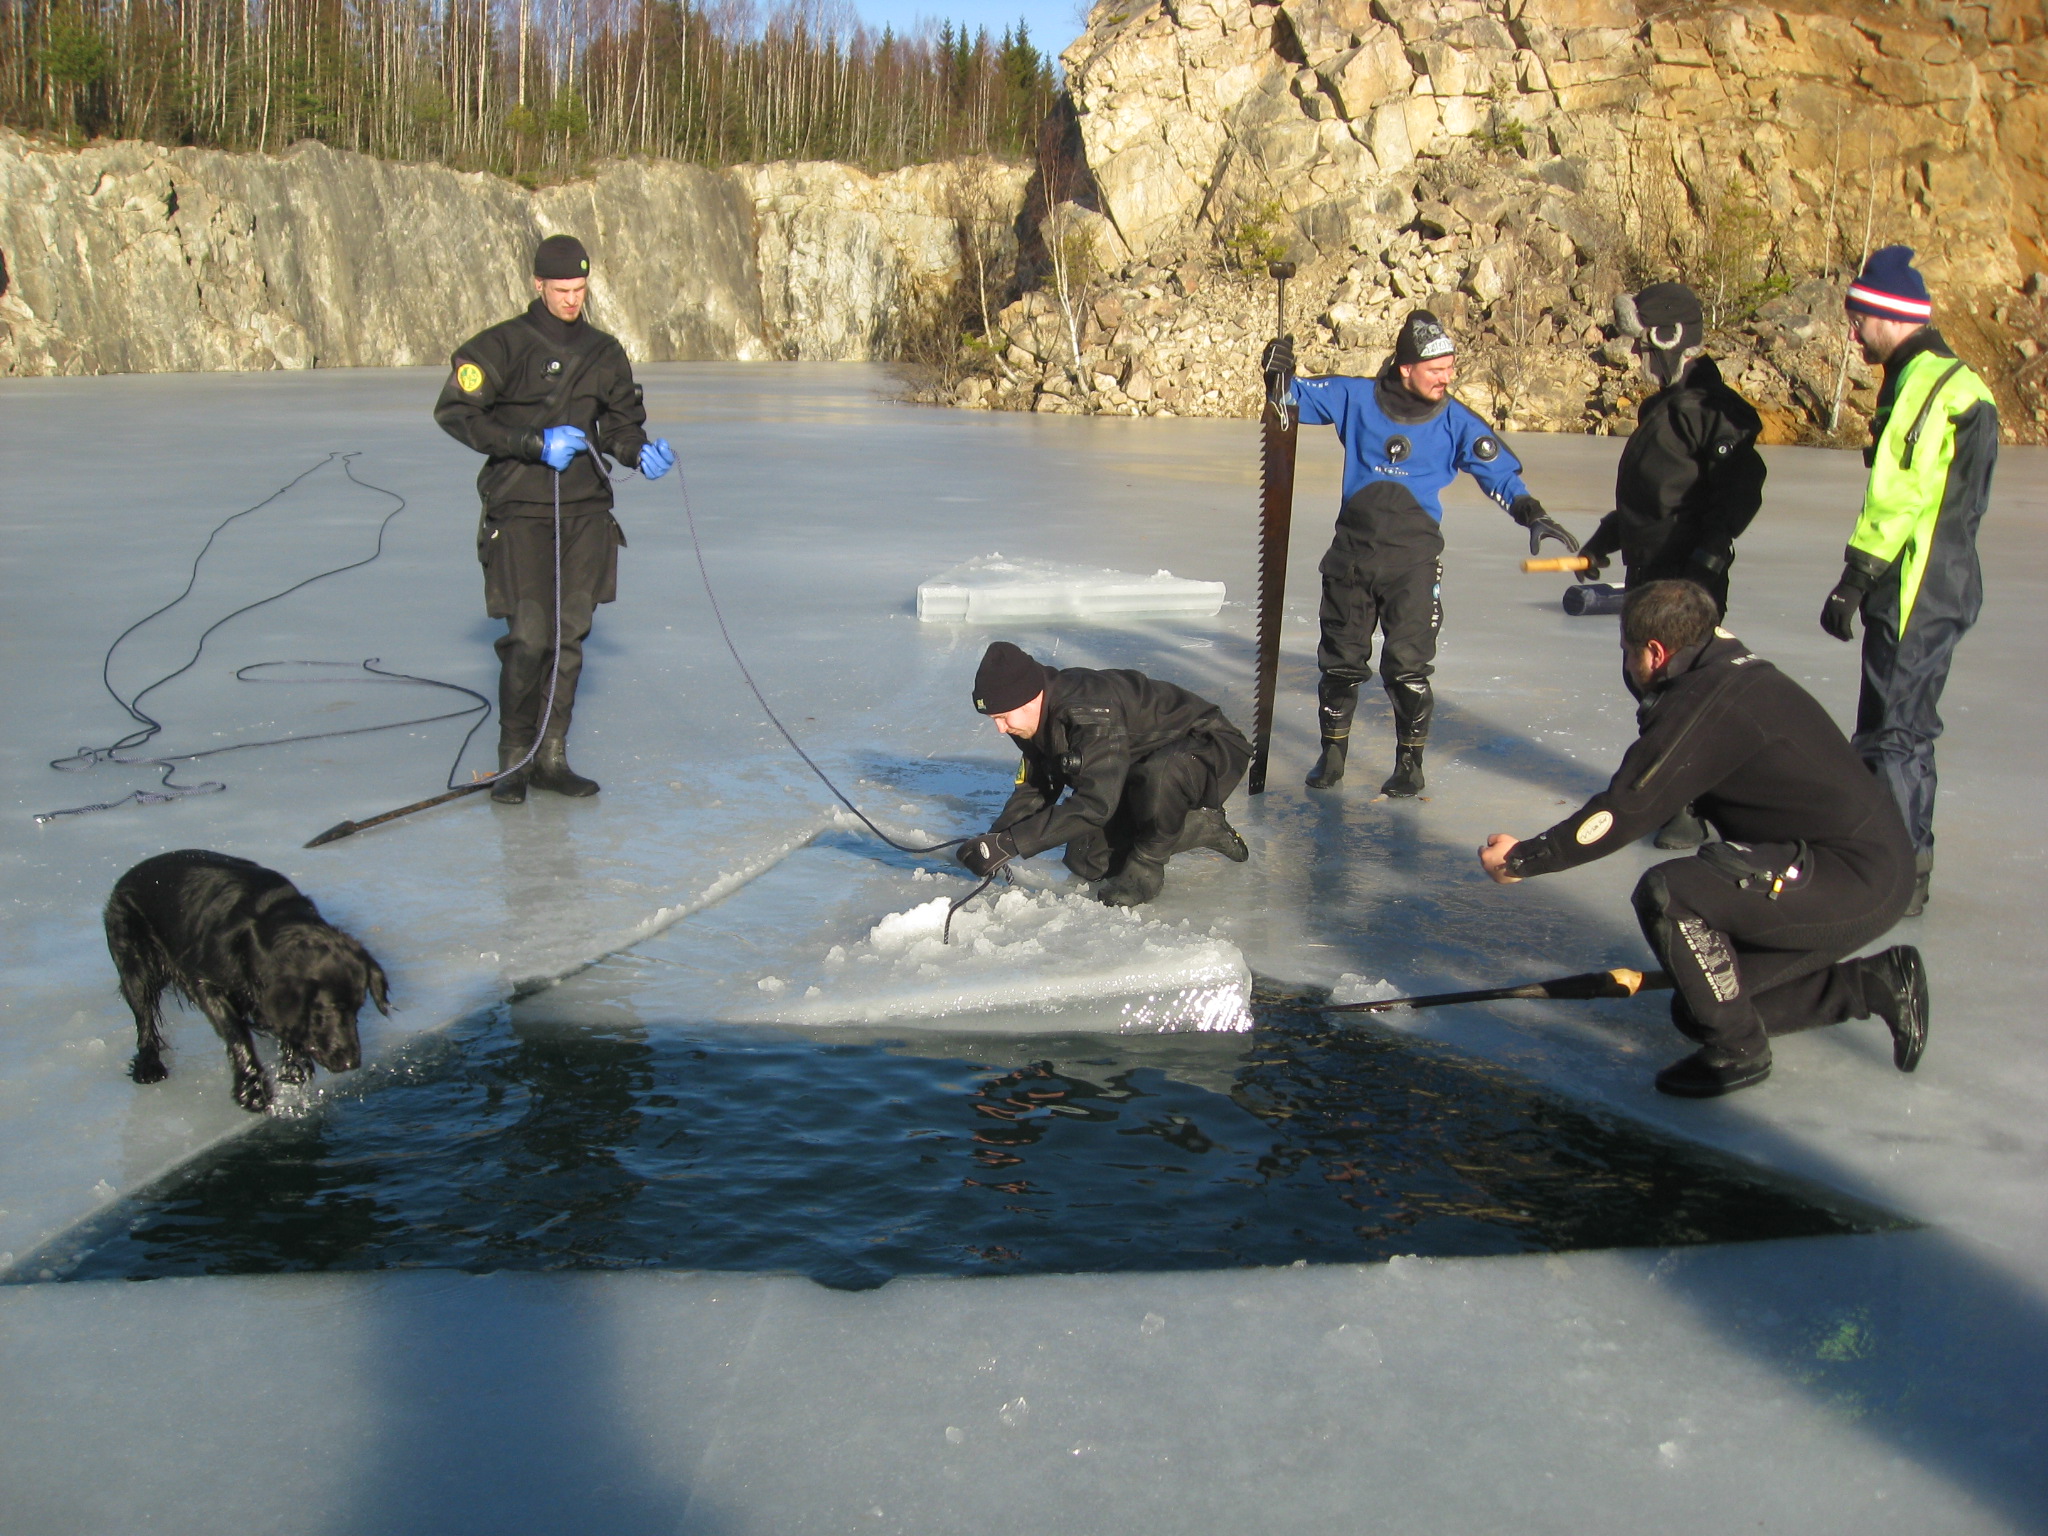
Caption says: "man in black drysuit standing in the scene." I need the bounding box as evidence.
[1577,280,1767,850]
[1479,580,1925,1099]
[955,642,1252,907]
[433,233,675,803]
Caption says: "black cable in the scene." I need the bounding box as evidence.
[674,461,969,858]
[37,454,495,825]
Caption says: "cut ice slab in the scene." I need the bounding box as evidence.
[916,552,1225,623]
[740,886,1252,1031]
[529,840,1254,1034]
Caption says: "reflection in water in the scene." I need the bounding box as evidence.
[38,988,1903,1287]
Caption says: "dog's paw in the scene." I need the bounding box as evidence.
[233,1074,274,1113]
[129,1052,168,1085]
[276,1051,313,1086]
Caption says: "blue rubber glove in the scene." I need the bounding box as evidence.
[639,437,676,480]
[540,425,588,472]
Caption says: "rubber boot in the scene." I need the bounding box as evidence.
[1902,850,1932,917]
[491,736,532,805]
[1097,856,1166,907]
[1306,676,1358,791]
[1654,1044,1773,1098]
[1856,945,1928,1071]
[1379,745,1426,798]
[1172,807,1249,863]
[1654,803,1709,850]
[530,736,600,797]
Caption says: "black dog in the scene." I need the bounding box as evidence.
[105,850,389,1112]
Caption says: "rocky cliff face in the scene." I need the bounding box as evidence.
[957,0,2048,439]
[0,133,1027,376]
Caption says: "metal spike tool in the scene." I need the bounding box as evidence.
[1248,260,1298,795]
[1321,967,1673,1013]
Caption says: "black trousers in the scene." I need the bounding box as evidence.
[1062,730,1251,881]
[1854,577,1969,858]
[480,507,621,744]
[1632,842,1911,1060]
[1316,555,1443,744]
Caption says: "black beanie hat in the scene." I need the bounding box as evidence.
[1394,310,1455,367]
[533,234,590,280]
[1614,282,1703,351]
[973,641,1048,715]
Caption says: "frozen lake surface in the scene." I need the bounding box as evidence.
[2,364,2046,1532]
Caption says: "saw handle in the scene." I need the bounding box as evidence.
[1522,556,1592,572]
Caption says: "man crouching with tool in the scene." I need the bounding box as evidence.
[955,642,1252,907]
[434,233,676,804]
[1477,580,1926,1098]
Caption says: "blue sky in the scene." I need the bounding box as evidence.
[846,0,1094,60]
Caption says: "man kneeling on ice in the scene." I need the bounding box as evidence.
[1477,580,1926,1099]
[956,642,1252,907]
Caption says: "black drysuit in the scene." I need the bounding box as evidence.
[993,667,1251,880]
[1582,356,1766,615]
[1295,365,1530,747]
[433,300,650,747]
[1504,635,1914,1060]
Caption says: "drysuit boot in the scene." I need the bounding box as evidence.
[1903,850,1933,917]
[1306,677,1358,791]
[530,736,600,797]
[1173,807,1249,863]
[1097,856,1166,908]
[1379,745,1426,798]
[1654,1044,1773,1098]
[1654,803,1709,850]
[491,735,532,805]
[1856,945,1929,1071]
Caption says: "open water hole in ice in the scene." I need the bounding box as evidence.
[36,987,1903,1289]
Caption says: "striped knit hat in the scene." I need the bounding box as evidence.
[1846,246,1932,323]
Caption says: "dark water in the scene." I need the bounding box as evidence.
[32,988,1903,1287]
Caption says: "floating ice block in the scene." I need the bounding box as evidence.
[916,553,1225,623]
[739,886,1253,1032]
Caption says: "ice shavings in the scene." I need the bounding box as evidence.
[1328,973,1402,1007]
[734,887,1252,1030]
[916,553,1224,623]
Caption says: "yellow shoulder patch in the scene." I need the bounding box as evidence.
[456,362,484,394]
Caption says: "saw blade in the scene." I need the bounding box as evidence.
[1250,389,1297,795]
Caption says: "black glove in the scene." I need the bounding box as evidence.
[1510,495,1580,557]
[1820,551,1886,642]
[1260,336,1296,378]
[1575,550,1611,583]
[1820,579,1863,642]
[956,831,1019,878]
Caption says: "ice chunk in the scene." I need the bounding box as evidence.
[733,887,1252,1031]
[1328,972,1402,1007]
[916,553,1224,623]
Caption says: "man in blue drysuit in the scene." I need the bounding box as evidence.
[1263,311,1579,796]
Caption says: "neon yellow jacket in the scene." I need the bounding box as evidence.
[1851,345,1997,630]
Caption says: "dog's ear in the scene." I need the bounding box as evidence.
[363,950,392,1016]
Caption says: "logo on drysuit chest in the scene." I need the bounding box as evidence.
[545,359,563,376]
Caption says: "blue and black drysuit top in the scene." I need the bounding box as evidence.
[1292,368,1529,568]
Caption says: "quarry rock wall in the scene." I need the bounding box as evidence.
[962,0,2048,438]
[0,133,1027,376]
